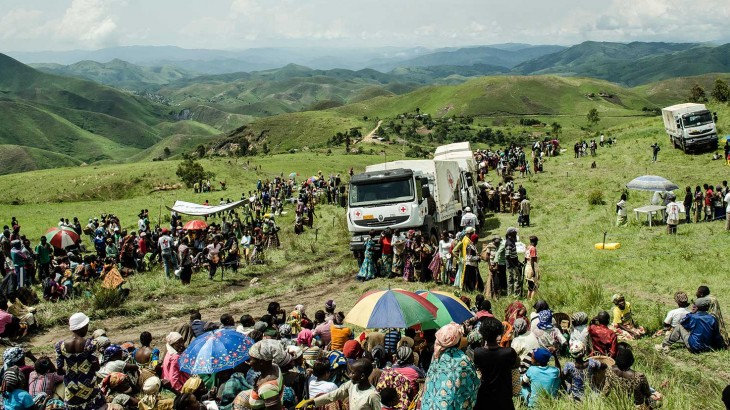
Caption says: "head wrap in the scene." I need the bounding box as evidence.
[0,366,23,393]
[325,300,336,310]
[513,318,528,336]
[532,347,552,366]
[276,352,293,368]
[506,227,518,236]
[95,336,111,352]
[327,350,347,370]
[294,304,306,316]
[249,339,286,364]
[103,345,123,363]
[674,291,689,305]
[396,346,414,365]
[165,332,183,354]
[287,345,303,360]
[611,293,624,304]
[694,297,711,310]
[69,312,90,331]
[100,372,127,395]
[302,346,320,367]
[181,377,202,394]
[253,321,268,333]
[342,340,363,360]
[571,312,588,326]
[569,340,586,358]
[470,234,479,242]
[140,376,161,408]
[92,329,107,339]
[278,324,293,338]
[370,345,386,367]
[536,310,554,330]
[297,329,313,347]
[2,347,25,371]
[434,322,463,360]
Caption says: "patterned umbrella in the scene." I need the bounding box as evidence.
[182,220,208,230]
[415,290,475,330]
[44,227,79,249]
[178,329,254,374]
[344,288,438,329]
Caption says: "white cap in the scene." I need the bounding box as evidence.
[464,207,471,212]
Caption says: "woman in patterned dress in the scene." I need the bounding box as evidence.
[421,323,479,410]
[356,230,378,281]
[55,312,107,410]
[233,340,285,410]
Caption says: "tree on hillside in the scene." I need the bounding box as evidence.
[176,159,215,188]
[163,147,171,157]
[689,84,708,103]
[586,108,600,127]
[196,144,206,158]
[711,79,730,103]
[551,122,562,137]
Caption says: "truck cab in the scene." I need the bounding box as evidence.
[347,168,432,254]
[662,103,718,153]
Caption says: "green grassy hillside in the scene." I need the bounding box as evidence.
[32,59,195,90]
[0,54,222,173]
[632,73,730,106]
[514,41,730,86]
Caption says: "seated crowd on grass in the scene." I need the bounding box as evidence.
[1,292,727,410]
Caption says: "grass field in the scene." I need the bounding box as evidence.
[1,100,730,408]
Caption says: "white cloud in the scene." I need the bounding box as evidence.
[56,0,118,47]
[0,9,47,40]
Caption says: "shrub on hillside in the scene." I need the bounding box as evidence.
[587,190,605,205]
[93,286,126,311]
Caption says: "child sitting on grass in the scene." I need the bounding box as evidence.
[521,347,561,408]
[611,294,646,340]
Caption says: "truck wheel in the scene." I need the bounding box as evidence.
[681,141,687,153]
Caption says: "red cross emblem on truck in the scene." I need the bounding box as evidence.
[399,206,407,213]
[354,210,361,218]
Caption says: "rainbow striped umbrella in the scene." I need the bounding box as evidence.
[345,288,438,329]
[415,290,474,330]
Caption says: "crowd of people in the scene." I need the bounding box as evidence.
[615,180,730,231]
[473,141,556,182]
[1,287,725,410]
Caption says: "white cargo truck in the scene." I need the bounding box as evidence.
[433,142,480,218]
[662,103,718,152]
[347,158,464,259]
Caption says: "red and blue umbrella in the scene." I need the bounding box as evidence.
[345,288,438,329]
[415,290,474,330]
[178,329,254,374]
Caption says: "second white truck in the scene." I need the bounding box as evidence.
[662,103,718,153]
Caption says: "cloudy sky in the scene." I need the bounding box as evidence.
[1,0,729,51]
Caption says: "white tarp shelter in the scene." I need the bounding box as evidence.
[167,199,246,216]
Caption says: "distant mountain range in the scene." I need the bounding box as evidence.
[15,41,730,89]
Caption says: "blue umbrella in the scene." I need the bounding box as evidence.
[178,329,254,374]
[626,175,679,192]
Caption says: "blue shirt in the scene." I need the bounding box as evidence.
[383,330,401,355]
[3,389,34,410]
[681,311,723,353]
[522,365,561,407]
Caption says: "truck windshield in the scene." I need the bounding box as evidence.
[683,112,713,127]
[350,178,414,206]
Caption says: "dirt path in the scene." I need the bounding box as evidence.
[25,270,352,354]
[359,120,383,144]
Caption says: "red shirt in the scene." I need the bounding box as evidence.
[588,324,618,358]
[705,189,714,206]
[0,310,13,334]
[381,236,392,255]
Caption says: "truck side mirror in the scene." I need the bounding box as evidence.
[676,119,682,128]
[421,186,431,199]
[714,112,718,122]
[465,174,474,187]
